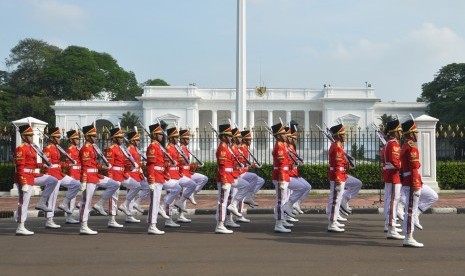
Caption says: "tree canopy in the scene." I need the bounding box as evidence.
[1,38,168,125]
[419,63,465,124]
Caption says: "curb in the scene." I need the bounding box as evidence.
[2,206,463,219]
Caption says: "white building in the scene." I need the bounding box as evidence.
[53,85,426,131]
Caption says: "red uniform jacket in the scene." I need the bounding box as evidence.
[272,141,291,182]
[146,140,168,184]
[105,144,127,182]
[124,145,145,182]
[43,144,66,180]
[288,144,300,178]
[179,145,193,178]
[166,143,182,180]
[328,141,348,184]
[382,139,401,184]
[65,145,81,181]
[14,143,41,185]
[79,142,104,183]
[230,144,242,178]
[238,144,249,174]
[400,139,422,190]
[216,141,235,184]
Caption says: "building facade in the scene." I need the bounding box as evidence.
[53,85,426,132]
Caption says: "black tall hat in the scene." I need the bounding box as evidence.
[271,122,285,135]
[167,127,179,138]
[149,123,162,135]
[330,124,345,136]
[385,119,401,135]
[401,120,417,134]
[219,124,232,136]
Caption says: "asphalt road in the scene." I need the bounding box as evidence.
[1,214,464,276]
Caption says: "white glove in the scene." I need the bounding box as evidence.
[279,181,289,190]
[21,185,29,193]
[103,164,112,170]
[335,184,342,192]
[149,184,155,191]
[80,182,87,191]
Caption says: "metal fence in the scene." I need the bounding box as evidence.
[1,123,464,164]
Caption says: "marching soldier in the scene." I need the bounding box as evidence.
[43,127,80,229]
[271,122,292,233]
[286,126,312,219]
[173,128,206,223]
[399,120,425,247]
[145,122,168,235]
[225,128,254,228]
[14,124,58,235]
[78,124,120,235]
[240,130,265,209]
[178,129,208,206]
[105,127,143,228]
[122,130,150,223]
[62,129,83,224]
[215,124,235,234]
[381,120,404,239]
[327,123,348,232]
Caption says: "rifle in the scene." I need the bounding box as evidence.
[12,123,52,167]
[114,123,138,168]
[75,123,110,167]
[37,128,77,164]
[209,122,244,168]
[229,120,253,167]
[263,121,300,166]
[370,122,387,146]
[125,126,147,161]
[316,123,356,169]
[171,122,191,165]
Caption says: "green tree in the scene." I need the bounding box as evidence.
[142,78,170,86]
[419,63,465,124]
[120,111,140,130]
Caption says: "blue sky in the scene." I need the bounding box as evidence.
[1,0,465,102]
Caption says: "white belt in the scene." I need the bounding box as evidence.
[221,168,233,172]
[183,165,190,170]
[383,163,396,170]
[169,167,179,171]
[23,168,39,173]
[50,164,60,168]
[87,169,98,173]
[111,166,124,171]
[273,167,289,170]
[329,167,345,172]
[70,165,81,170]
[402,172,411,177]
[154,166,165,171]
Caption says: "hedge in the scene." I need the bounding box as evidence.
[0,161,463,191]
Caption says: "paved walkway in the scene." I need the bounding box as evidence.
[1,190,464,218]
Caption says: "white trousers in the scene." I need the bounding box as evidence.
[128,179,150,213]
[46,175,81,219]
[162,179,181,216]
[191,173,209,193]
[400,184,439,212]
[327,181,346,223]
[288,177,312,205]
[383,182,401,227]
[15,175,58,223]
[233,175,254,201]
[178,176,197,198]
[216,183,231,223]
[79,177,120,222]
[342,175,362,201]
[272,181,289,220]
[402,186,421,234]
[147,183,163,224]
[122,177,142,202]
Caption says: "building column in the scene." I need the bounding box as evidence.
[304,110,310,149]
[248,110,255,129]
[286,111,292,125]
[231,110,237,125]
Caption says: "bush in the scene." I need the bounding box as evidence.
[437,161,465,189]
[0,164,15,191]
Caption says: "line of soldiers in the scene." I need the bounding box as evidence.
[13,118,438,247]
[13,122,208,235]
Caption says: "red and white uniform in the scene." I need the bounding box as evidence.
[327,141,347,223]
[272,140,291,220]
[14,143,58,224]
[66,145,81,181]
[79,142,120,223]
[216,141,235,223]
[286,144,311,208]
[179,144,208,196]
[382,138,402,228]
